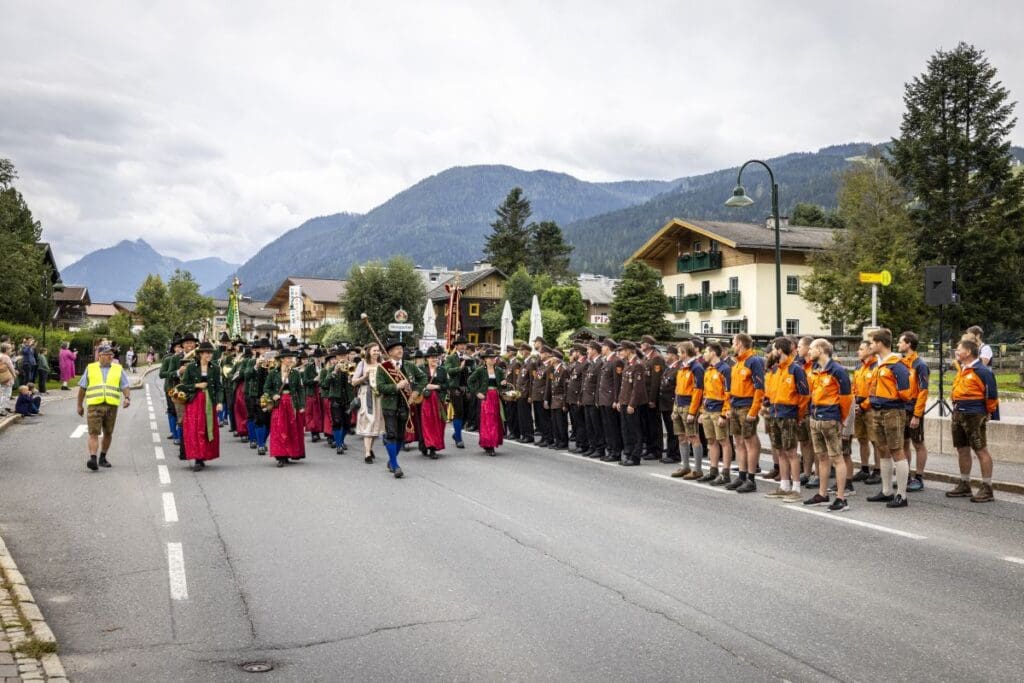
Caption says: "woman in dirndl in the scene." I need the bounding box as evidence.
[263,350,306,467]
[467,349,505,455]
[181,341,223,471]
[419,344,449,458]
[352,342,384,464]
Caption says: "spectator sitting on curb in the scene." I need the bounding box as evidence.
[15,385,41,417]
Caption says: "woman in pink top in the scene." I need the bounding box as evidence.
[59,342,78,390]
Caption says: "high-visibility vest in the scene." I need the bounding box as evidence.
[85,363,124,406]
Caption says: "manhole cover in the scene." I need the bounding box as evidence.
[240,661,274,673]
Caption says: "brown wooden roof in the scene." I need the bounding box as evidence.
[629,218,839,263]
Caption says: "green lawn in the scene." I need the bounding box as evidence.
[935,371,1023,395]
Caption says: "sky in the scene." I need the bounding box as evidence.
[3,1,1024,268]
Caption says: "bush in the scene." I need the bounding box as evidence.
[514,308,569,343]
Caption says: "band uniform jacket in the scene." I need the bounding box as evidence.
[529,358,550,403]
[659,359,682,412]
[549,362,568,410]
[644,351,665,408]
[566,359,585,406]
[598,354,624,407]
[506,356,522,396]
[582,356,603,406]
[516,355,534,398]
[618,357,649,409]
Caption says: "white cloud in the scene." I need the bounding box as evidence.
[1,0,1023,267]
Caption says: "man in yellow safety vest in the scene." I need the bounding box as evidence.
[77,344,131,471]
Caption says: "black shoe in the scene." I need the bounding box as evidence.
[486,448,496,456]
[173,438,181,446]
[455,441,465,449]
[619,459,641,466]
[258,446,267,456]
[311,434,320,443]
[249,441,257,449]
[600,454,619,462]
[192,461,203,472]
[364,453,375,464]
[517,438,532,444]
[276,458,286,467]
[98,456,111,468]
[326,441,335,448]
[166,433,175,441]
[641,453,661,461]
[340,443,348,452]
[336,447,345,455]
[87,455,98,471]
[886,494,908,508]
[799,475,809,487]
[660,456,682,464]
[851,469,870,482]
[866,492,895,503]
[428,449,439,460]
[710,474,730,486]
[724,478,744,490]
[864,472,882,485]
[736,480,757,493]
[394,467,404,478]
[386,463,395,473]
[697,471,717,483]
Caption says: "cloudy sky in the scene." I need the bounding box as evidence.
[3,1,1023,267]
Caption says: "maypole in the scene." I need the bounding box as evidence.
[226,276,242,338]
[444,273,462,349]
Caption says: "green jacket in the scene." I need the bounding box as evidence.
[262,368,306,409]
[159,353,179,393]
[468,366,506,396]
[244,358,268,398]
[302,361,320,391]
[321,364,355,405]
[376,360,426,412]
[180,361,223,404]
[422,364,450,403]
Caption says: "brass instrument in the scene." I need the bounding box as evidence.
[359,314,420,430]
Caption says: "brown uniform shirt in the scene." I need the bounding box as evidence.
[549,362,568,410]
[659,359,682,412]
[644,351,665,408]
[529,358,550,402]
[582,357,602,406]
[516,355,534,396]
[598,354,624,407]
[566,359,584,406]
[618,357,649,408]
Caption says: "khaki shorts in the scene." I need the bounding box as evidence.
[701,411,729,442]
[872,409,906,452]
[796,418,811,444]
[728,409,759,438]
[87,404,118,436]
[904,411,925,445]
[951,412,987,451]
[854,409,876,442]
[809,418,843,460]
[768,417,798,451]
[672,405,699,437]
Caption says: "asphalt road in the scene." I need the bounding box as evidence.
[0,372,1023,682]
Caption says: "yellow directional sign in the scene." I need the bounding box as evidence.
[859,270,892,286]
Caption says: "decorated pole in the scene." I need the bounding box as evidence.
[226,276,242,338]
[444,273,462,349]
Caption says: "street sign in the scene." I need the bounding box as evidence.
[388,322,414,332]
[858,270,892,286]
[394,308,409,323]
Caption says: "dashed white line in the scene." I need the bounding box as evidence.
[149,420,158,430]
[155,446,165,460]
[1004,556,1024,566]
[151,432,161,443]
[785,505,927,540]
[158,465,171,485]
[162,492,178,523]
[70,425,87,439]
[167,543,188,600]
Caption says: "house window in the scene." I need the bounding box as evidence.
[701,321,713,334]
[786,275,800,294]
[468,303,480,317]
[786,319,800,335]
[709,240,719,253]
[675,283,685,299]
[830,320,845,337]
[693,240,703,252]
[677,320,691,332]
[722,320,747,335]
[728,277,739,292]
[468,332,479,344]
[701,280,710,296]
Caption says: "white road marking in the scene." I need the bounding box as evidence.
[785,505,927,540]
[162,492,178,523]
[149,421,158,430]
[1004,556,1024,566]
[649,472,733,493]
[158,465,170,485]
[167,543,188,600]
[154,446,165,460]
[151,432,161,443]
[70,425,88,439]
[558,451,618,467]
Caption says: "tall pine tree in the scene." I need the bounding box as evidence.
[609,262,671,340]
[483,188,532,275]
[528,220,574,280]
[888,42,1024,332]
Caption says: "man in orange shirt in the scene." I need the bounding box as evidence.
[898,331,929,491]
[765,337,810,503]
[805,339,853,511]
[697,342,732,485]
[865,329,914,508]
[670,342,705,479]
[946,338,999,502]
[851,340,880,484]
[724,333,764,493]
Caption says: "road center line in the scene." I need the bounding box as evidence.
[150,420,158,430]
[162,492,178,523]
[1004,556,1024,566]
[167,543,188,600]
[785,505,927,540]
[648,472,733,493]
[155,446,165,460]
[70,425,87,439]
[151,432,161,443]
[158,465,170,485]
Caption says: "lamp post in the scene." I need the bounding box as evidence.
[41,269,65,348]
[724,160,783,337]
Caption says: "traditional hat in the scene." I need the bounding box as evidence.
[277,350,297,359]
[664,344,680,356]
[453,336,468,345]
[425,344,444,357]
[218,332,231,343]
[384,338,404,351]
[587,341,602,352]
[518,341,531,351]
[412,348,425,359]
[252,337,270,349]
[640,335,657,345]
[600,338,618,350]
[197,341,216,353]
[323,348,339,360]
[181,332,198,343]
[479,348,499,358]
[312,347,325,358]
[287,335,299,347]
[533,336,545,343]
[619,340,637,351]
[505,345,517,353]
[551,349,564,360]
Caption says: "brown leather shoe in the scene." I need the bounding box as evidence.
[760,467,779,480]
[670,467,691,478]
[970,483,994,503]
[682,470,703,480]
[945,480,973,498]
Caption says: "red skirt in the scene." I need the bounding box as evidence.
[479,389,504,449]
[270,394,306,458]
[304,387,323,432]
[321,397,332,434]
[184,391,220,461]
[420,393,446,450]
[234,383,248,436]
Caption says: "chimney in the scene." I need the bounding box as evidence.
[766,216,790,230]
[474,261,492,271]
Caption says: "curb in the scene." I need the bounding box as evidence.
[0,535,68,681]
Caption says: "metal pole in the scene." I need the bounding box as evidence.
[772,183,782,337]
[871,284,878,328]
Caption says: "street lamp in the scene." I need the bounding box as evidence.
[725,160,783,337]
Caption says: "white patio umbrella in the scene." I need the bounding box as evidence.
[499,300,514,351]
[421,298,437,341]
[528,294,544,346]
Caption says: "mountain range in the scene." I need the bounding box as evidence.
[60,239,239,302]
